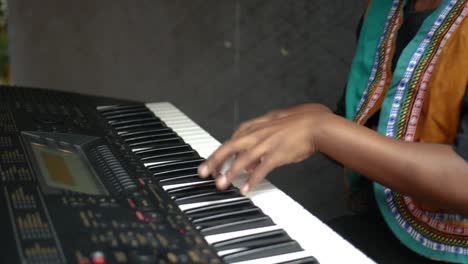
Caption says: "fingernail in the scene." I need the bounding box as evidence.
[217,175,227,189]
[198,164,208,177]
[241,184,249,195]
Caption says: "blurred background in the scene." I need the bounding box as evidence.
[6,0,365,221]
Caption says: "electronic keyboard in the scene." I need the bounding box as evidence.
[0,86,374,263]
[143,102,374,264]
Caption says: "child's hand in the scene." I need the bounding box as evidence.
[198,104,332,194]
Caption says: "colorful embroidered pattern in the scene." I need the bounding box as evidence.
[353,0,404,124]
[386,0,465,138]
[383,188,468,255]
[346,0,468,261]
[381,0,468,257]
[402,197,468,236]
[404,3,468,141]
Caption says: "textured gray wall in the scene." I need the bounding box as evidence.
[8,0,365,220]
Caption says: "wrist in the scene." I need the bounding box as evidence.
[313,111,337,153]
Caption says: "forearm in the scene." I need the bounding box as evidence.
[316,113,468,215]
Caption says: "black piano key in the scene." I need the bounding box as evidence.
[100,106,146,113]
[153,167,199,179]
[127,134,181,145]
[150,162,204,177]
[119,128,173,139]
[135,145,199,163]
[139,151,198,164]
[148,158,205,172]
[277,257,320,264]
[159,174,213,186]
[194,209,264,230]
[135,145,192,156]
[175,189,242,205]
[108,116,159,126]
[165,181,216,192]
[223,241,303,263]
[213,229,291,251]
[124,131,178,143]
[114,121,165,132]
[187,201,258,222]
[168,182,235,197]
[99,104,148,114]
[104,110,155,120]
[185,199,255,220]
[112,118,161,128]
[129,137,184,150]
[201,216,275,236]
[168,182,220,195]
[138,141,186,152]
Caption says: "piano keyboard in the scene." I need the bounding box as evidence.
[97,102,374,264]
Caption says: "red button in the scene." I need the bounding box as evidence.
[91,252,106,264]
[92,257,105,264]
[127,198,136,208]
[138,178,146,185]
[136,211,145,221]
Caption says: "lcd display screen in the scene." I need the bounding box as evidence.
[30,142,105,195]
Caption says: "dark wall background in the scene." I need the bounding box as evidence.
[7,0,365,221]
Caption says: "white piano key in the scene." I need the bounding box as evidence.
[143,160,178,167]
[132,147,151,152]
[230,251,314,264]
[162,180,213,191]
[130,142,217,153]
[178,197,249,212]
[217,248,247,257]
[205,226,282,244]
[147,102,375,264]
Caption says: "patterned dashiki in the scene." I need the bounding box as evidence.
[345,0,468,262]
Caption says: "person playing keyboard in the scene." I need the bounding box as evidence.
[198,0,468,263]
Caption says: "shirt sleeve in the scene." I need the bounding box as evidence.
[454,89,468,161]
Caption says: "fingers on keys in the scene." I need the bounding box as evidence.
[220,142,269,189]
[198,136,278,195]
[241,154,278,194]
[198,137,251,178]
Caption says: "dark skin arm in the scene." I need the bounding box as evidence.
[198,104,468,215]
